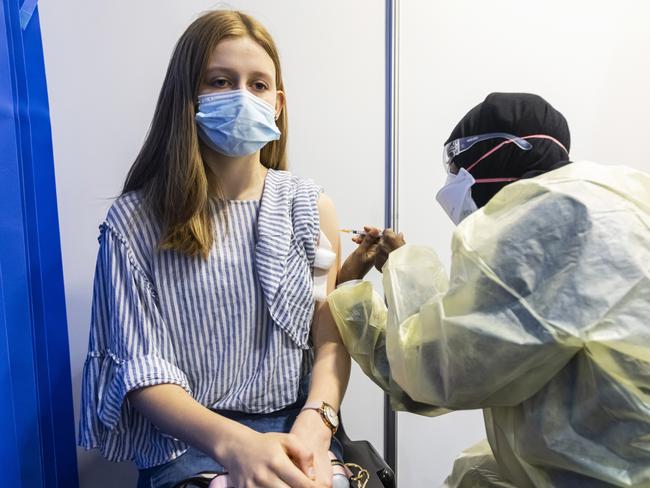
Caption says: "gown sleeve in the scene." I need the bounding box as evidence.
[328,190,587,410]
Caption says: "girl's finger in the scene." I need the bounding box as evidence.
[275,459,317,488]
[262,476,292,488]
[282,436,314,477]
[314,455,333,488]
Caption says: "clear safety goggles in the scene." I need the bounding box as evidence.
[442,132,532,170]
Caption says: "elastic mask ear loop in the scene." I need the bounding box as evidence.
[465,134,569,184]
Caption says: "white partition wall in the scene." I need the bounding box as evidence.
[38,2,386,486]
[397,0,650,486]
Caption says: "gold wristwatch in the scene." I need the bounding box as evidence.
[300,401,339,435]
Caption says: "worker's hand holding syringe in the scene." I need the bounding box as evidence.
[337,227,406,284]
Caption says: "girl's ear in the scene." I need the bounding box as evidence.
[275,90,285,120]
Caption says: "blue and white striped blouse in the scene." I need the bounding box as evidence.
[79,169,322,469]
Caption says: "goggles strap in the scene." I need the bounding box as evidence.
[466,133,569,176]
[474,177,519,184]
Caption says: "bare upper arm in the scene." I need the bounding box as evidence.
[317,192,341,294]
[312,193,344,345]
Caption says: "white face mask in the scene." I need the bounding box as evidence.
[435,168,479,225]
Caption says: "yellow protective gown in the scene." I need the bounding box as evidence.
[328,161,650,487]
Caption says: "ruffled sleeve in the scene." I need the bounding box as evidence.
[78,222,191,465]
[291,176,323,266]
[255,170,323,349]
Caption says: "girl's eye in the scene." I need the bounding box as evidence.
[211,78,231,88]
[253,82,268,91]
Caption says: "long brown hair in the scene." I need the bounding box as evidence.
[123,10,288,258]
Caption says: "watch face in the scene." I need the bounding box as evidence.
[323,405,339,428]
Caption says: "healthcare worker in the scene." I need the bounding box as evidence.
[328,93,650,487]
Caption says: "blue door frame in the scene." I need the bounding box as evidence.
[0,1,78,486]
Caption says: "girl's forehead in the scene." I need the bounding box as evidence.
[207,36,275,76]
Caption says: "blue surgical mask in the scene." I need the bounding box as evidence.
[195,90,281,157]
[435,168,479,225]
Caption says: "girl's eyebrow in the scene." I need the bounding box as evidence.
[204,66,273,80]
[248,70,273,80]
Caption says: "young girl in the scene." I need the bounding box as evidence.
[79,10,351,488]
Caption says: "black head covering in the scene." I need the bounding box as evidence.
[446,93,571,207]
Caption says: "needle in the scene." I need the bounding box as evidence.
[339,229,384,237]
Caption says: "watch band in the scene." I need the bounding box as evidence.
[301,401,338,434]
[301,401,322,411]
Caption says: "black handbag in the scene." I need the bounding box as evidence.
[334,419,395,488]
[172,472,215,488]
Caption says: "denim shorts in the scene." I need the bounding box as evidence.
[137,380,343,488]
